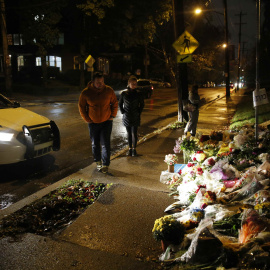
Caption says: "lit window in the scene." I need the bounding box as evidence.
[13,34,20,45]
[36,57,41,66]
[17,56,24,71]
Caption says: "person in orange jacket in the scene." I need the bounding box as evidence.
[78,72,118,174]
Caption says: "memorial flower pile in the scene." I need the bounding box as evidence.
[156,126,270,268]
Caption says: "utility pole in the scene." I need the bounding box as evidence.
[0,0,12,96]
[255,0,261,141]
[235,11,247,92]
[223,0,230,98]
[173,0,189,122]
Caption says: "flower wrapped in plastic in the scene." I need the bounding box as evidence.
[164,154,178,165]
[174,135,198,153]
[191,151,207,163]
[202,156,216,168]
[238,208,270,244]
[152,215,186,245]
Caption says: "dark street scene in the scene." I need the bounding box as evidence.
[1,0,270,269]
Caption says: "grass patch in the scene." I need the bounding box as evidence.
[0,179,111,238]
[229,90,270,130]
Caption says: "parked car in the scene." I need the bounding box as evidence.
[137,79,154,98]
[0,94,60,165]
[150,78,171,88]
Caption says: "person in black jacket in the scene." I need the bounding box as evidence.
[119,76,144,156]
[184,85,200,137]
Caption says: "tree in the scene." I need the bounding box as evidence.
[17,0,66,86]
[0,0,12,95]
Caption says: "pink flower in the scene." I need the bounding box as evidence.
[193,157,196,161]
[178,169,182,175]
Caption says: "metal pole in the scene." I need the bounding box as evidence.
[223,0,230,97]
[255,0,261,141]
[236,11,242,92]
[173,0,188,122]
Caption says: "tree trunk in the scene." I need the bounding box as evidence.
[0,0,12,95]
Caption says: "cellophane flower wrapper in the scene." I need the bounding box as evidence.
[258,153,269,163]
[233,134,249,149]
[230,176,263,202]
[227,166,257,192]
[238,209,270,244]
[243,190,270,206]
[175,218,214,263]
[204,204,235,222]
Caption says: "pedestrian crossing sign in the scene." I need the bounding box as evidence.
[173,30,199,55]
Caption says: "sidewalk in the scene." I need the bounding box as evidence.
[0,89,251,270]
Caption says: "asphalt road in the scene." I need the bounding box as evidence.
[0,86,224,209]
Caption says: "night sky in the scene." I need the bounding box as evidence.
[209,0,258,50]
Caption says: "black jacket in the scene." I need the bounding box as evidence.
[119,88,144,127]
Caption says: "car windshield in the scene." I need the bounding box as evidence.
[0,94,15,109]
[138,81,150,86]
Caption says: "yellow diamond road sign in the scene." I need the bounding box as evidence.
[85,55,95,67]
[173,30,199,55]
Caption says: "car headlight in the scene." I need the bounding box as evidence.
[0,132,14,142]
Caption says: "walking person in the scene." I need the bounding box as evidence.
[119,76,144,157]
[184,85,200,137]
[78,72,118,174]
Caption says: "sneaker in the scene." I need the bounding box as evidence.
[101,165,109,174]
[126,149,132,156]
[96,161,102,171]
[132,149,137,157]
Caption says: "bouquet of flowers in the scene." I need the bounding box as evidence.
[164,154,178,165]
[191,151,207,163]
[152,215,186,244]
[174,135,198,153]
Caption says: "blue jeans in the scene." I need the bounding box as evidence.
[88,120,113,166]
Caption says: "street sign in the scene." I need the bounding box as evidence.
[173,30,199,55]
[177,54,192,63]
[253,88,269,107]
[85,55,95,67]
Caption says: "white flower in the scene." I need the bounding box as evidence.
[164,154,178,165]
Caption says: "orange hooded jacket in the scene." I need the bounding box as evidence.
[78,82,118,124]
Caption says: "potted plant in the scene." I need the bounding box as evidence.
[152,215,186,252]
[164,154,178,172]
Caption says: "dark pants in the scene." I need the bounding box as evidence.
[88,120,113,166]
[126,126,138,148]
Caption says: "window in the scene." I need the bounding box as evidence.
[17,56,24,71]
[97,57,109,75]
[8,34,24,45]
[36,56,62,71]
